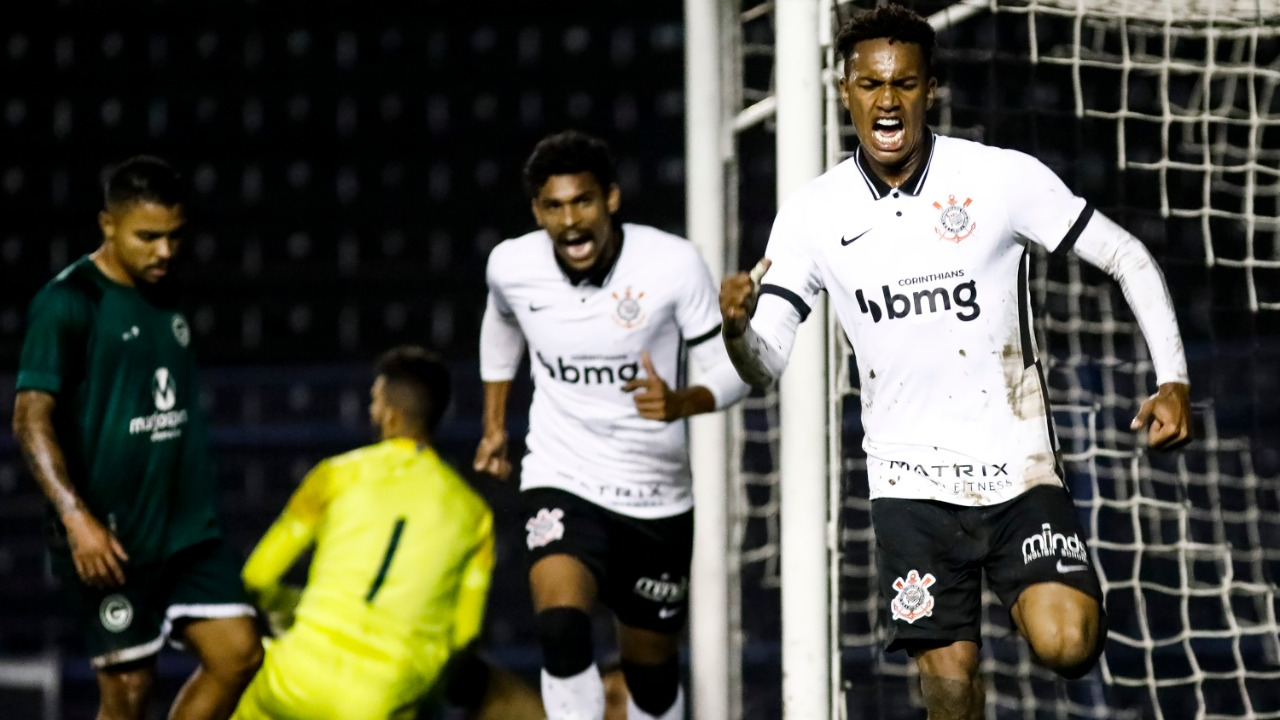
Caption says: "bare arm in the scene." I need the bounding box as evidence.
[12,390,128,587]
[473,380,513,480]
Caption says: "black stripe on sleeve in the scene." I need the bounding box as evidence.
[685,324,722,348]
[1017,247,1035,369]
[1052,203,1095,258]
[760,284,811,322]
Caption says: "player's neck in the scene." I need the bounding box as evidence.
[90,246,136,288]
[859,130,932,189]
[382,429,433,450]
[863,151,921,189]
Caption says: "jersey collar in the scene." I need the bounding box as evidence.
[853,130,936,200]
[554,222,625,287]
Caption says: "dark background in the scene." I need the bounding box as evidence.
[2,1,1277,719]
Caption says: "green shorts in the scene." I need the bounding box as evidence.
[60,539,255,668]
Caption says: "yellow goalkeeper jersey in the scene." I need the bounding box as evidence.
[242,438,494,662]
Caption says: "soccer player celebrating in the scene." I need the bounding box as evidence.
[12,156,262,720]
[720,6,1192,718]
[232,346,509,720]
[474,130,751,720]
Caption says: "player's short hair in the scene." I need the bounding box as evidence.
[522,130,618,198]
[101,155,187,210]
[375,345,452,434]
[835,4,936,76]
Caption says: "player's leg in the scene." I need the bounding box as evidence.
[438,645,547,720]
[608,507,692,720]
[161,540,262,720]
[871,497,986,720]
[912,641,984,720]
[60,557,168,720]
[1010,582,1105,678]
[170,616,263,720]
[986,485,1107,680]
[616,624,683,720]
[96,659,158,720]
[523,488,609,720]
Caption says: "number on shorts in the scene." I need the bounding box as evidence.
[366,517,406,603]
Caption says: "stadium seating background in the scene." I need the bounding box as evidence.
[0,2,691,715]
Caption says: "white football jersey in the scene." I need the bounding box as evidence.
[482,223,724,518]
[760,133,1101,506]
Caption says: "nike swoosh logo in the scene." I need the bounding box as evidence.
[658,607,682,619]
[1056,559,1088,574]
[529,303,549,312]
[841,229,871,246]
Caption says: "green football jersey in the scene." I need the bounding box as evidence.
[16,256,219,565]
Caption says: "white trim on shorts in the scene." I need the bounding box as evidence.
[163,603,258,651]
[92,636,166,669]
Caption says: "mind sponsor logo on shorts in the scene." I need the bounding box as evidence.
[1021,522,1088,565]
[633,574,688,604]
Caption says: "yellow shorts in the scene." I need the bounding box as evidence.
[231,625,447,720]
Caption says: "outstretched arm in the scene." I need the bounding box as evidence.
[1071,211,1192,450]
[242,464,330,631]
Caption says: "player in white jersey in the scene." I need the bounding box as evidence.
[474,130,750,720]
[720,6,1192,718]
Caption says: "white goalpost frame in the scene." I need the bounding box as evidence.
[774,3,832,720]
[685,0,741,718]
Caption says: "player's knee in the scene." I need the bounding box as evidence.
[917,672,982,720]
[621,658,679,716]
[97,666,154,720]
[538,607,595,677]
[209,635,264,688]
[1031,618,1104,679]
[1039,613,1107,680]
[442,646,492,709]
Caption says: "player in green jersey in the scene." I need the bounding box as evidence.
[12,156,262,720]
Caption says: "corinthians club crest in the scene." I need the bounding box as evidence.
[612,286,647,329]
[890,569,937,624]
[933,195,977,243]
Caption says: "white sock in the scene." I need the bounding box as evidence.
[626,684,685,720]
[541,664,605,720]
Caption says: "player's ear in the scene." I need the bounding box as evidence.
[837,75,852,112]
[530,198,547,228]
[926,76,938,111]
[606,184,621,214]
[98,209,116,242]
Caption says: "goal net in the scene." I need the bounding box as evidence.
[733,0,1280,718]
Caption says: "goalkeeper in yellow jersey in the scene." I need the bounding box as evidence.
[231,346,497,720]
